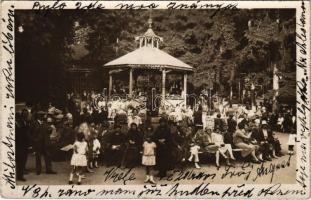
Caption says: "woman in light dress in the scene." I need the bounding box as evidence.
[233,123,261,164]
[212,127,236,167]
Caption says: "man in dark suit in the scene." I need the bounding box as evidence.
[31,111,57,175]
[16,109,31,181]
[214,113,224,132]
[225,114,237,144]
[263,121,284,157]
[251,120,272,161]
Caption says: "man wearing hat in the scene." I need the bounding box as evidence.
[16,109,31,181]
[262,120,284,157]
[251,120,272,161]
[31,111,57,175]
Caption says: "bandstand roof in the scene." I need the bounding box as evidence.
[104,46,193,71]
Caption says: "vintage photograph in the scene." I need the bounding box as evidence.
[13,8,299,187]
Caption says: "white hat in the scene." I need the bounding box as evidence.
[66,113,73,120]
[261,120,267,125]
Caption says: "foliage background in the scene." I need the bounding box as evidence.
[15,9,296,104]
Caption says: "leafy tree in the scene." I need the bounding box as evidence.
[16,9,295,104]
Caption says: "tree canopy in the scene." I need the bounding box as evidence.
[16,9,296,103]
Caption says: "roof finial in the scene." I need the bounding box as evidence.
[148,9,153,29]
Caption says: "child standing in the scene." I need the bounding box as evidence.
[142,136,156,184]
[188,142,201,169]
[92,133,101,168]
[69,132,88,185]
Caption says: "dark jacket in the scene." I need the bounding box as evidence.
[127,129,142,149]
[252,127,273,143]
[227,118,237,133]
[31,120,52,151]
[16,117,30,150]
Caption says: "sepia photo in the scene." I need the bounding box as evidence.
[1,0,310,199]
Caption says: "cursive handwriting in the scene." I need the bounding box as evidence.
[257,183,306,197]
[222,184,254,198]
[2,106,15,189]
[137,184,164,197]
[96,187,136,196]
[166,183,220,197]
[296,0,309,191]
[32,0,66,10]
[165,169,216,182]
[167,1,237,18]
[221,163,253,181]
[253,155,292,183]
[22,184,52,198]
[2,5,15,99]
[103,167,136,185]
[115,3,159,9]
[58,185,95,197]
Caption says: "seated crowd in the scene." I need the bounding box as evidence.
[15,94,295,184]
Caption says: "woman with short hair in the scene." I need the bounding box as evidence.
[233,123,260,164]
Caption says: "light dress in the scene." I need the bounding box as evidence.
[287,134,296,146]
[93,138,101,155]
[70,141,88,167]
[142,141,156,166]
[189,145,200,162]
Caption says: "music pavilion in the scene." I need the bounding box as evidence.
[103,17,193,105]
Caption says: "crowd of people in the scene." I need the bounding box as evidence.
[16,92,296,185]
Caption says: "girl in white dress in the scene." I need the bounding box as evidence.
[142,136,157,184]
[188,142,201,169]
[69,132,88,185]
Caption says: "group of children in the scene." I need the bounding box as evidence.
[68,127,157,185]
[68,130,101,185]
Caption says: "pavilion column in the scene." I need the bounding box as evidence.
[162,69,166,101]
[129,68,133,97]
[183,73,187,105]
[108,72,112,97]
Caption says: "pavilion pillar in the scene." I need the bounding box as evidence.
[109,72,112,97]
[183,73,187,105]
[162,69,166,101]
[129,68,133,97]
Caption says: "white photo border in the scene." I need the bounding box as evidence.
[0,1,310,198]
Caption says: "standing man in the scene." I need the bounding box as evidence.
[214,113,224,132]
[31,111,57,175]
[16,109,31,181]
[225,114,237,144]
[153,118,172,178]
